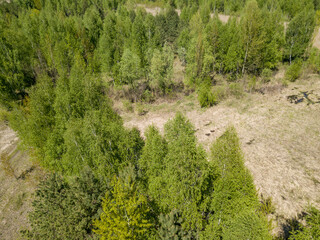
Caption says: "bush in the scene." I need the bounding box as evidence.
[261,68,273,83]
[0,107,9,123]
[248,76,257,92]
[197,83,216,108]
[308,48,320,74]
[285,60,302,82]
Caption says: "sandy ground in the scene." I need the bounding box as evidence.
[123,77,320,223]
[0,124,43,240]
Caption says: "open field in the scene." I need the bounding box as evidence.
[121,76,320,232]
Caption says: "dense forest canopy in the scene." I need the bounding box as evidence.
[1,0,320,239]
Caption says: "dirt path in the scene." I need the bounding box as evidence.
[0,124,43,240]
[123,78,320,221]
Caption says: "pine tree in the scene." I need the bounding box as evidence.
[93,176,154,240]
[161,113,217,232]
[203,127,271,239]
[23,169,106,240]
[139,125,168,201]
[131,10,147,70]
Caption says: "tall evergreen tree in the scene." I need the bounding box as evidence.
[241,0,266,74]
[93,175,154,240]
[285,5,315,64]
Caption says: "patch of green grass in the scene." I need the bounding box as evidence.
[0,107,9,123]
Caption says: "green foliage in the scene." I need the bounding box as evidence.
[241,0,266,74]
[149,43,174,94]
[0,106,9,123]
[2,2,320,239]
[289,207,320,239]
[197,82,217,108]
[93,175,154,240]
[285,60,303,82]
[139,125,168,200]
[223,210,272,240]
[0,12,35,106]
[285,5,315,63]
[158,210,194,240]
[203,127,271,239]
[259,195,276,215]
[23,168,106,240]
[261,68,273,83]
[120,48,142,85]
[122,99,134,112]
[308,47,320,73]
[161,113,217,231]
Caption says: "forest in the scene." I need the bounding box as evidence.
[0,0,320,239]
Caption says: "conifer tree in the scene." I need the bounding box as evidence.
[93,176,154,240]
[149,43,174,94]
[139,125,168,200]
[203,127,271,239]
[120,48,141,85]
[285,5,315,64]
[241,0,266,74]
[23,169,106,240]
[161,113,217,232]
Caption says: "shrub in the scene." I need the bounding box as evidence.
[261,68,273,83]
[197,83,216,108]
[285,60,302,82]
[248,76,257,92]
[0,107,9,123]
[260,195,275,215]
[142,89,154,103]
[308,48,320,74]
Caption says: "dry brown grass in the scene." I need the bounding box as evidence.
[122,76,320,236]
